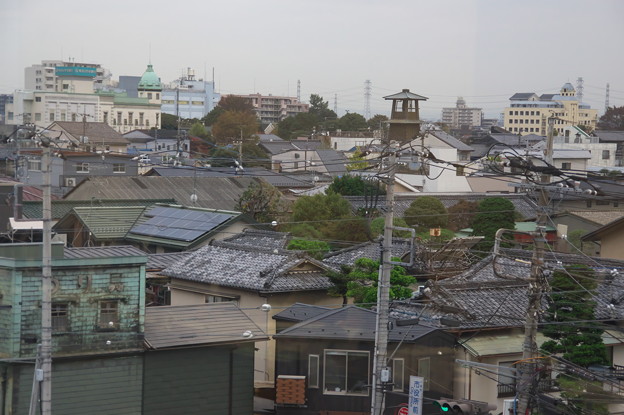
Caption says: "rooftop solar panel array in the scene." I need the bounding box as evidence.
[129,206,234,242]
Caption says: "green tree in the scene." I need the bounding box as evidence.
[286,239,330,260]
[202,106,225,126]
[276,112,318,140]
[370,217,411,238]
[367,114,388,131]
[309,94,337,120]
[337,112,367,131]
[343,257,414,306]
[540,264,610,414]
[403,196,448,230]
[189,121,209,139]
[236,180,287,223]
[346,149,370,172]
[211,110,259,143]
[470,198,516,255]
[598,105,624,130]
[289,191,369,245]
[447,200,479,232]
[325,265,356,306]
[241,141,270,168]
[160,113,179,130]
[328,175,385,197]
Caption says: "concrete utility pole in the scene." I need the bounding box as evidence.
[41,141,53,415]
[371,152,396,415]
[516,117,554,415]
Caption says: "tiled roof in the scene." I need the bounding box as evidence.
[64,245,147,260]
[594,130,624,142]
[144,302,268,349]
[146,167,315,188]
[160,243,334,293]
[220,229,291,251]
[323,238,415,269]
[393,250,624,330]
[63,176,265,211]
[429,131,473,152]
[274,305,438,342]
[345,193,539,220]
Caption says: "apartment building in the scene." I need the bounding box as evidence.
[24,59,112,92]
[503,83,598,136]
[235,93,309,126]
[441,97,483,130]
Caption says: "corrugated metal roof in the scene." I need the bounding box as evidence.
[23,198,174,220]
[144,303,268,349]
[64,245,147,259]
[273,303,333,322]
[429,131,473,152]
[316,149,347,176]
[63,176,264,211]
[51,122,129,146]
[275,305,438,342]
[54,206,147,240]
[383,90,428,101]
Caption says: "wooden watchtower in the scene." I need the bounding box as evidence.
[383,89,428,144]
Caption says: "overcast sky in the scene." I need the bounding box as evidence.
[1,0,622,119]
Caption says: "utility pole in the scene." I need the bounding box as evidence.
[371,152,396,415]
[40,139,53,415]
[516,117,554,415]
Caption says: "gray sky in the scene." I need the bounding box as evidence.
[1,0,623,119]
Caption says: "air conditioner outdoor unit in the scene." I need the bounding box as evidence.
[65,177,77,187]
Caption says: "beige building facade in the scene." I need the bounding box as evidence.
[236,93,309,126]
[441,97,483,130]
[503,83,598,136]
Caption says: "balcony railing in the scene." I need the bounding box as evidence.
[497,379,558,397]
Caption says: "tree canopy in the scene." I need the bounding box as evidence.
[217,95,255,114]
[403,196,448,230]
[367,114,389,130]
[328,175,385,197]
[160,113,179,130]
[337,112,367,131]
[447,200,479,232]
[308,94,337,120]
[470,197,516,255]
[211,110,259,143]
[276,112,319,140]
[597,106,624,130]
[286,239,330,260]
[236,180,287,223]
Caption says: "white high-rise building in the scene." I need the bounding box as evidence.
[441,97,483,130]
[24,60,112,93]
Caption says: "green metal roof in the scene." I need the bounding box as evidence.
[54,206,148,241]
[23,199,176,220]
[138,64,162,91]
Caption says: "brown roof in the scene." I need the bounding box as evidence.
[51,121,129,146]
[568,210,624,226]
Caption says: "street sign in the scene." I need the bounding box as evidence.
[398,406,409,415]
[408,376,424,415]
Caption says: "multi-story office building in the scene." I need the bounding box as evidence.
[5,64,161,133]
[0,94,13,124]
[503,83,598,136]
[161,68,220,119]
[235,93,309,127]
[441,97,483,130]
[24,59,112,92]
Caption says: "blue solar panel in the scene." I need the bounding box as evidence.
[129,207,235,242]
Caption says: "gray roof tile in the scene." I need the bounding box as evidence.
[64,245,147,260]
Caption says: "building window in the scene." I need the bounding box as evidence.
[456,165,465,176]
[60,112,66,121]
[112,163,125,173]
[394,101,403,112]
[35,113,41,121]
[52,303,69,332]
[128,112,133,125]
[308,354,320,388]
[204,294,236,303]
[139,113,144,125]
[156,93,160,100]
[561,162,572,170]
[98,301,119,329]
[323,350,369,395]
[294,153,301,159]
[103,111,108,123]
[76,163,89,173]
[418,357,430,391]
[148,93,153,99]
[392,358,405,391]
[35,96,42,102]
[7,112,13,121]
[498,361,516,396]
[117,112,122,125]
[28,159,42,171]
[71,113,77,122]
[50,112,55,121]
[602,150,610,160]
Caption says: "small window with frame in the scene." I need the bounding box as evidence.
[392,358,405,391]
[98,300,119,329]
[308,354,320,388]
[418,357,430,391]
[52,303,69,332]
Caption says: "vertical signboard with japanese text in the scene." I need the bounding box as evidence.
[408,376,424,415]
